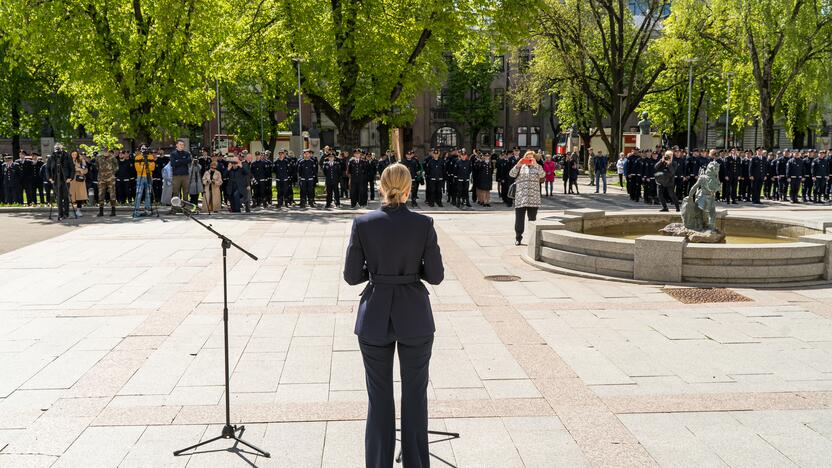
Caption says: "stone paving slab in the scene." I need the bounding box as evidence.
[2,209,832,466]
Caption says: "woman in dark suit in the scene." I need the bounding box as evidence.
[344,163,444,468]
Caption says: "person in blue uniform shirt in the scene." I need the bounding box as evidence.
[297,149,318,208]
[322,151,342,208]
[787,151,803,203]
[273,150,292,208]
[343,163,443,468]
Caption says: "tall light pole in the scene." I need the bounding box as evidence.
[724,72,734,149]
[215,80,222,137]
[618,90,628,155]
[258,85,264,144]
[685,59,696,156]
[293,58,303,154]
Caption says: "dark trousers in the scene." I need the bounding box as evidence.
[674,177,685,200]
[359,335,433,468]
[276,180,290,207]
[455,180,470,206]
[514,206,538,241]
[369,179,376,201]
[260,179,273,205]
[779,178,789,201]
[23,182,35,205]
[658,184,679,211]
[351,178,368,207]
[410,180,419,202]
[341,178,350,198]
[790,178,801,202]
[299,179,316,206]
[426,179,442,205]
[751,178,763,203]
[42,182,52,204]
[814,178,827,202]
[803,177,813,201]
[55,182,70,218]
[446,179,455,202]
[326,181,340,206]
[627,176,640,201]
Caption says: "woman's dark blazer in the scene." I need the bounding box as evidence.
[343,205,444,343]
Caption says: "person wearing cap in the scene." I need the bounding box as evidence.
[424,149,445,207]
[19,151,36,205]
[801,150,814,202]
[367,152,378,202]
[322,150,342,208]
[764,150,776,200]
[252,151,272,207]
[453,151,473,208]
[348,148,369,207]
[786,150,803,203]
[444,150,458,205]
[812,149,829,203]
[273,150,292,208]
[297,149,318,208]
[2,154,21,204]
[401,150,421,208]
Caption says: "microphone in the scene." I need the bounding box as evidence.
[171,197,198,212]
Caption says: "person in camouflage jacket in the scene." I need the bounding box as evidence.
[97,149,119,216]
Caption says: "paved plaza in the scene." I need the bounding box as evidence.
[2,191,832,467]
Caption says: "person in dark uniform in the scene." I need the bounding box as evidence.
[776,151,789,201]
[764,151,776,200]
[340,151,351,199]
[348,149,369,208]
[812,150,829,203]
[251,152,270,207]
[444,150,458,204]
[802,150,814,202]
[287,151,298,205]
[297,149,318,208]
[2,155,20,204]
[343,163,443,468]
[272,150,291,208]
[368,153,378,201]
[724,149,740,204]
[35,155,49,204]
[423,149,444,207]
[672,150,686,201]
[642,151,657,204]
[401,150,421,208]
[19,152,36,205]
[377,150,393,178]
[684,149,700,195]
[749,148,765,204]
[46,143,75,219]
[322,151,342,208]
[787,151,803,203]
[454,151,473,208]
[626,150,641,202]
[738,150,750,201]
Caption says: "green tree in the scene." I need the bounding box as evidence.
[498,0,670,157]
[15,0,230,148]
[673,0,832,148]
[254,0,481,149]
[445,51,500,150]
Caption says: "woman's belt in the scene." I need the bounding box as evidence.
[369,273,420,285]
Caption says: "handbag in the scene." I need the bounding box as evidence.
[507,182,517,199]
[74,175,86,182]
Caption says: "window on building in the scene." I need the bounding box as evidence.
[517,126,529,147]
[493,88,505,110]
[433,126,459,148]
[479,131,491,147]
[530,126,540,147]
[518,48,531,73]
[496,55,505,72]
[435,88,448,109]
[495,127,504,148]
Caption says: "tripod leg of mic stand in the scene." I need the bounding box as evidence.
[232,432,271,458]
[172,434,226,456]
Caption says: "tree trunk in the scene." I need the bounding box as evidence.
[338,120,361,150]
[469,127,478,151]
[378,122,390,154]
[760,88,775,149]
[792,130,805,149]
[11,97,21,158]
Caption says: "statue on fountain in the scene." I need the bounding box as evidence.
[660,161,726,243]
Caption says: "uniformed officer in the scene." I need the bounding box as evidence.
[764,151,776,200]
[19,152,36,205]
[787,150,803,203]
[401,150,421,208]
[673,149,686,200]
[339,151,351,198]
[97,149,119,216]
[801,150,814,202]
[367,153,378,201]
[445,150,458,204]
[2,155,20,204]
[322,151,342,208]
[812,150,829,203]
[738,150,751,201]
[723,149,740,204]
[348,148,368,207]
[287,150,298,205]
[47,143,75,219]
[273,150,292,208]
[251,152,271,207]
[424,149,445,207]
[685,149,700,195]
[749,148,765,204]
[626,150,641,202]
[454,151,473,208]
[296,149,318,208]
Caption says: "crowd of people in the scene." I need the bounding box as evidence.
[621,147,832,210]
[4,141,830,220]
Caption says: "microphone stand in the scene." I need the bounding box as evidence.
[173,207,269,459]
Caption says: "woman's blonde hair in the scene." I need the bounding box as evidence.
[523,150,536,160]
[380,163,412,206]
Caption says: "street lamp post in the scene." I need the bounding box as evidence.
[293,58,303,154]
[724,72,734,150]
[685,59,696,156]
[618,91,628,155]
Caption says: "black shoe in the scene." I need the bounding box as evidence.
[659,208,669,212]
[515,239,522,246]
[437,202,443,207]
[97,207,104,217]
[110,206,116,216]
[411,201,418,208]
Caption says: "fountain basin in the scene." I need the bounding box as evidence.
[525,209,832,285]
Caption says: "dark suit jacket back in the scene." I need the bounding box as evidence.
[344,205,444,342]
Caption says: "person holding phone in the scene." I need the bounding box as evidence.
[509,150,545,245]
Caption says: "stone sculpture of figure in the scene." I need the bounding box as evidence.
[637,112,652,135]
[681,161,721,231]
